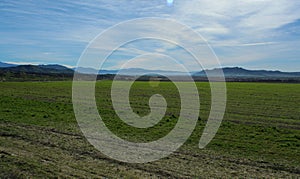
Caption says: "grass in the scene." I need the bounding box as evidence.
[0,81,299,178]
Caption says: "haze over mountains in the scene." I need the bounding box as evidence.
[194,67,300,78]
[1,61,300,79]
[0,62,17,68]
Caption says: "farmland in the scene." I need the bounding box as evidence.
[0,81,299,178]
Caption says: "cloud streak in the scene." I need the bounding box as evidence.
[0,0,299,71]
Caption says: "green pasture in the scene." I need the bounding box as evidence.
[0,81,299,178]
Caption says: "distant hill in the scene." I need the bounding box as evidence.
[74,67,118,75]
[116,68,187,76]
[74,67,187,76]
[0,61,299,82]
[77,67,300,78]
[0,64,74,81]
[38,64,72,71]
[0,64,73,74]
[193,67,300,78]
[0,62,17,68]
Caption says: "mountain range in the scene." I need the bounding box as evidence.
[74,67,188,76]
[0,62,17,68]
[194,67,300,78]
[0,63,73,74]
[1,61,300,80]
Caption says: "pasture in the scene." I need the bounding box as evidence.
[0,81,299,178]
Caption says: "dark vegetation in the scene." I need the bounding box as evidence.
[0,65,73,81]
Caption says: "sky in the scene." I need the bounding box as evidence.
[0,0,300,71]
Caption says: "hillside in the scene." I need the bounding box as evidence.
[193,67,300,78]
[0,62,299,82]
[0,62,17,68]
[0,64,74,81]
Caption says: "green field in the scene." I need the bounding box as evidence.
[0,81,299,178]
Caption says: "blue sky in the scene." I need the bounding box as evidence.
[0,0,300,71]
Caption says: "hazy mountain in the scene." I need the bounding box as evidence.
[74,67,118,75]
[97,67,300,77]
[74,67,187,76]
[38,64,71,71]
[1,61,300,79]
[116,68,187,76]
[0,62,17,68]
[193,67,300,78]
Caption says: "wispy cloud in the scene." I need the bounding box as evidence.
[212,41,278,47]
[0,0,299,71]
